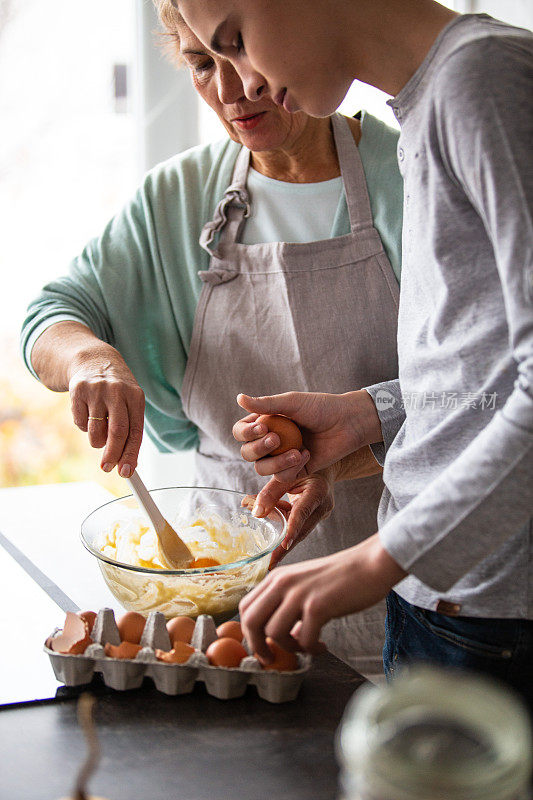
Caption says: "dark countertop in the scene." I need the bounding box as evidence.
[1,652,365,800]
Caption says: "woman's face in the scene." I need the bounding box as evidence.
[178,21,312,151]
[178,0,354,118]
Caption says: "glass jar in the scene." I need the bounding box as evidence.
[336,666,532,800]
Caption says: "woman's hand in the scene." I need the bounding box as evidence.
[252,445,383,519]
[239,532,407,662]
[243,470,336,569]
[233,389,382,502]
[68,355,145,478]
[31,321,145,477]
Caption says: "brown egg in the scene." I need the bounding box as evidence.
[216,620,243,643]
[50,612,93,655]
[166,615,196,645]
[256,414,303,455]
[116,611,146,644]
[155,641,195,664]
[78,610,97,632]
[104,641,142,660]
[206,637,248,668]
[257,637,299,672]
[190,557,220,568]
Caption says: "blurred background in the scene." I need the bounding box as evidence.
[1,0,531,495]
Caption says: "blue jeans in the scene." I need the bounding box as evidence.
[383,591,533,713]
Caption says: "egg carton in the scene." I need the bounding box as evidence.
[44,609,311,703]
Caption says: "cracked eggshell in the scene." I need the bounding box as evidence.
[78,610,97,633]
[49,612,92,655]
[104,642,143,660]
[155,641,195,664]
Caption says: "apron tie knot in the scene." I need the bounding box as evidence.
[199,185,251,256]
[197,269,239,286]
[225,184,251,218]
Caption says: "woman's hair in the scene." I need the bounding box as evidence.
[152,1,185,67]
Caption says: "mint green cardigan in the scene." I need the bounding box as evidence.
[21,112,403,452]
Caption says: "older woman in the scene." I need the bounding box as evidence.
[20,8,402,676]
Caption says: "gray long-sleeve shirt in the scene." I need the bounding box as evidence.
[365,14,533,617]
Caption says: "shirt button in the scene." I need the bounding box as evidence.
[398,147,405,161]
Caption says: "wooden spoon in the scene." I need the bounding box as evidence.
[126,470,194,569]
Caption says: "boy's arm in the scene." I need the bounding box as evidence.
[379,37,533,590]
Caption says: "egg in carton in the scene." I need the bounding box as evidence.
[44,609,311,703]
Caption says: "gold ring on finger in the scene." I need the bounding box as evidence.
[88,416,107,421]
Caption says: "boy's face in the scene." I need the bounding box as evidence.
[178,0,355,118]
[178,19,315,153]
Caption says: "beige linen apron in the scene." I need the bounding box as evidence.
[181,114,399,676]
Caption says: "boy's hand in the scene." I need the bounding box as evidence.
[239,533,407,662]
[233,389,382,490]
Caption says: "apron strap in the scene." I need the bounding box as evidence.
[331,113,374,233]
[199,146,251,256]
[199,114,375,254]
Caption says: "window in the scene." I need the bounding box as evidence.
[337,0,532,129]
[0,0,135,493]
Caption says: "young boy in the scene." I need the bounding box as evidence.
[179,0,533,705]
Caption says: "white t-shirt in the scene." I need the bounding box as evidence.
[241,167,344,245]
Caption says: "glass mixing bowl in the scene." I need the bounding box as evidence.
[81,486,286,624]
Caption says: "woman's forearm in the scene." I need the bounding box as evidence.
[320,391,383,482]
[31,321,124,391]
[31,320,145,477]
[329,445,383,482]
